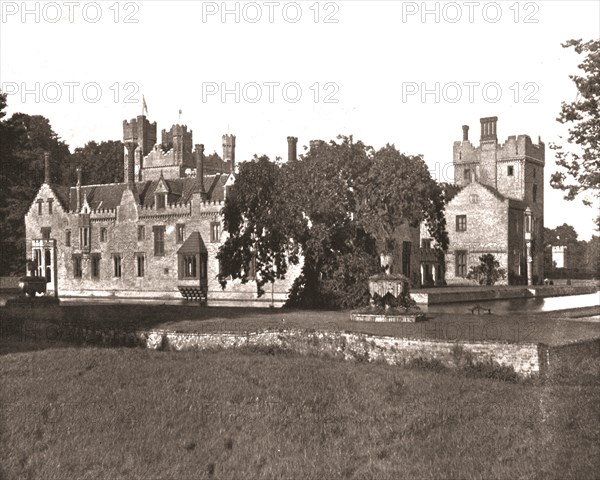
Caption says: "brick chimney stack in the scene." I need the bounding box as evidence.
[195,143,207,200]
[76,167,82,211]
[480,116,498,142]
[222,134,236,174]
[287,136,298,162]
[462,125,469,142]
[125,142,137,189]
[44,152,50,184]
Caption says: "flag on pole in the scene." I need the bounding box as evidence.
[142,95,148,116]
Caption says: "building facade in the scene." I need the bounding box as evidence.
[445,117,545,285]
[24,115,300,306]
[24,114,544,302]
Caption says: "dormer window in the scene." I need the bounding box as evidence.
[156,193,166,209]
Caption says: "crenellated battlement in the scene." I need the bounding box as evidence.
[123,115,157,148]
[139,202,192,216]
[497,135,544,164]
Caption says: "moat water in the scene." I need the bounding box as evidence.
[421,292,599,314]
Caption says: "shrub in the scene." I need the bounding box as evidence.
[467,254,507,285]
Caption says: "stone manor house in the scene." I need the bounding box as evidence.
[24,114,544,305]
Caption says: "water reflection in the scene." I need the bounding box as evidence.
[423,292,599,314]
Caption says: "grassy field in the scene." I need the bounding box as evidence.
[1,302,599,354]
[1,343,599,480]
[1,301,599,479]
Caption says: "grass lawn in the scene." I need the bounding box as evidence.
[1,344,599,480]
[1,303,599,353]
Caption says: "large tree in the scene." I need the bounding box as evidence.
[356,144,448,257]
[218,136,448,309]
[216,155,302,297]
[282,137,380,308]
[0,100,71,275]
[70,140,124,185]
[550,39,600,227]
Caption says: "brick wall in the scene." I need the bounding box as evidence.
[25,185,298,305]
[445,183,509,285]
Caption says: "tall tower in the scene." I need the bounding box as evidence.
[479,116,498,189]
[123,115,157,181]
[161,125,194,169]
[222,134,236,173]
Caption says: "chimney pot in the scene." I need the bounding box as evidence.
[195,143,207,199]
[76,167,82,211]
[480,116,498,142]
[462,125,469,142]
[125,142,137,187]
[44,152,50,184]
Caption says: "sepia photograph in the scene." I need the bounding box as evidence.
[1,1,599,479]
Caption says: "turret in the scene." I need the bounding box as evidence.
[222,134,236,173]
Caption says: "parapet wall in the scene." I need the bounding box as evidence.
[139,328,544,378]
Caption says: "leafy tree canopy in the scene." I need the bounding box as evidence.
[549,39,600,226]
[71,140,124,185]
[0,97,71,275]
[218,136,449,309]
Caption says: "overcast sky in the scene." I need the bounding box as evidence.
[1,1,599,239]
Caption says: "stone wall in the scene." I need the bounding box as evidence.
[140,328,544,378]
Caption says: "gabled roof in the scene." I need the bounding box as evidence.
[52,185,71,210]
[177,231,207,254]
[478,182,508,202]
[64,174,226,211]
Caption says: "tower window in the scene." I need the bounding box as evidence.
[91,254,101,279]
[41,227,51,240]
[464,168,471,182]
[113,254,122,278]
[211,222,220,243]
[507,165,514,176]
[136,253,145,277]
[73,255,83,278]
[138,225,146,241]
[456,215,467,232]
[153,226,165,256]
[183,255,198,278]
[533,184,538,203]
[456,251,467,277]
[176,224,185,244]
[80,227,90,249]
[65,230,71,247]
[100,227,107,242]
